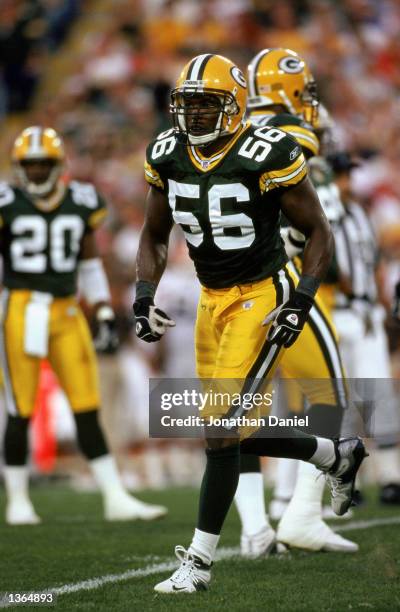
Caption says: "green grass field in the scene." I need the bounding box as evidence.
[0,484,399,611]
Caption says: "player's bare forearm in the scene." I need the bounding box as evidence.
[280,175,334,281]
[136,230,169,285]
[80,231,99,260]
[136,186,173,287]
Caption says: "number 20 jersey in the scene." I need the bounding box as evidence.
[0,181,107,297]
[144,122,307,288]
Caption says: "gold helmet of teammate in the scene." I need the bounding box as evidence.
[11,126,65,197]
[247,48,319,127]
[170,53,248,146]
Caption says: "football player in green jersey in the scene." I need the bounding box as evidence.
[1,126,167,525]
[133,54,367,593]
[234,48,355,557]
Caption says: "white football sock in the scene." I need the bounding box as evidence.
[273,458,298,501]
[373,446,400,485]
[89,454,127,500]
[3,465,31,504]
[189,528,220,565]
[308,438,336,471]
[234,472,269,536]
[285,461,324,512]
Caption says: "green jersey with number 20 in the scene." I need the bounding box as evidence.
[145,121,307,288]
[0,181,107,297]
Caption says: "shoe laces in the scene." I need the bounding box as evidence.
[172,546,197,584]
[327,475,341,497]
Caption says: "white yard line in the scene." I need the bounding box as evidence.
[1,518,399,607]
[334,516,400,533]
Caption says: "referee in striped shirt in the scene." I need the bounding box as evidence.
[329,152,400,505]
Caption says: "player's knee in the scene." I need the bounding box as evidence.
[4,415,30,465]
[73,409,109,460]
[205,441,240,464]
[205,432,239,452]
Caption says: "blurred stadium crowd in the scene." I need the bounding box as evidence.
[1,0,400,488]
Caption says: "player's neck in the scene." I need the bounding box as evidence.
[197,133,235,158]
[32,181,66,212]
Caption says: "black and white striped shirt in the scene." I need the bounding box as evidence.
[334,202,378,307]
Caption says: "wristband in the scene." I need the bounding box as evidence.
[296,275,320,300]
[293,290,314,310]
[135,280,156,301]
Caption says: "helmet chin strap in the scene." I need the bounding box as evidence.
[17,165,62,197]
[186,111,223,146]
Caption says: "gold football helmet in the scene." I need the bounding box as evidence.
[12,126,65,197]
[247,48,319,127]
[170,53,247,146]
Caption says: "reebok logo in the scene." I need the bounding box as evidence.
[286,313,298,326]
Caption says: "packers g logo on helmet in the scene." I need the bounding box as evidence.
[170,54,247,146]
[12,126,65,197]
[247,48,319,127]
[278,56,303,74]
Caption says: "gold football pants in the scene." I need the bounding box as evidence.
[0,290,100,417]
[195,265,346,436]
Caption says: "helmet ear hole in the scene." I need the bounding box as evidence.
[294,90,299,97]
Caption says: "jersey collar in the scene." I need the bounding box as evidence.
[30,182,66,212]
[188,121,251,173]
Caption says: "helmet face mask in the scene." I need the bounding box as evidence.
[247,48,319,127]
[171,89,239,146]
[12,126,65,198]
[171,54,247,147]
[301,80,319,126]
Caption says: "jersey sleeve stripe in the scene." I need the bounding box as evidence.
[271,159,307,184]
[144,161,164,189]
[267,152,305,178]
[280,127,319,155]
[88,208,107,229]
[259,157,307,192]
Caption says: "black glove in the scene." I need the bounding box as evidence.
[263,291,314,348]
[393,282,400,322]
[93,306,119,354]
[133,297,176,343]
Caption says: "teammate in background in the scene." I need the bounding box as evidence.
[235,48,356,555]
[1,127,167,525]
[329,152,400,504]
[133,54,367,593]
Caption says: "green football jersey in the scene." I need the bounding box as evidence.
[251,111,344,224]
[250,111,320,158]
[0,181,107,297]
[144,122,307,289]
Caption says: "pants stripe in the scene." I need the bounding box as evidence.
[0,290,18,416]
[226,270,289,420]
